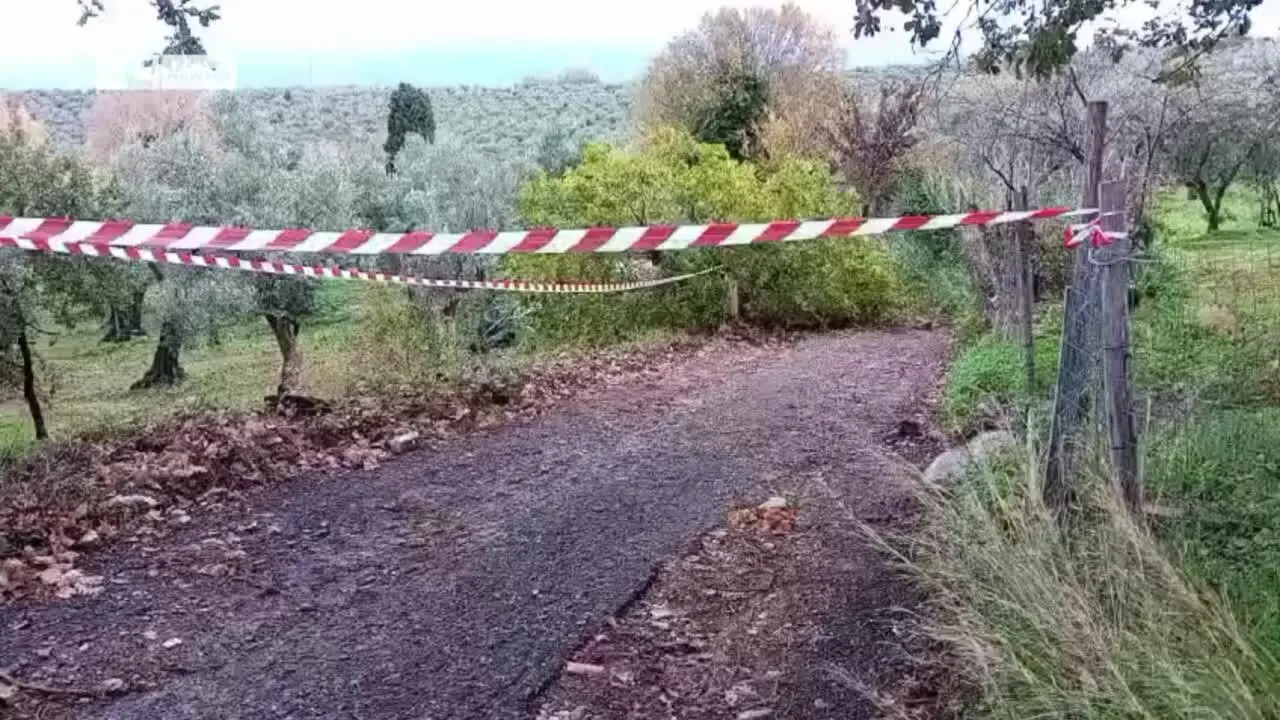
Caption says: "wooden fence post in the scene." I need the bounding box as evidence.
[1043,100,1107,516]
[1013,186,1036,416]
[724,272,740,322]
[1098,180,1142,513]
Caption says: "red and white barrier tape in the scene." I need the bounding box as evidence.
[0,237,720,293]
[1064,218,1123,249]
[0,206,1096,255]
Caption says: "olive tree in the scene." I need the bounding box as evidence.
[360,133,527,351]
[1163,50,1280,231]
[112,95,386,395]
[534,124,587,178]
[110,124,256,389]
[85,89,217,340]
[0,122,123,440]
[850,0,1262,79]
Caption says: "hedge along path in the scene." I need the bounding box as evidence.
[0,205,1096,292]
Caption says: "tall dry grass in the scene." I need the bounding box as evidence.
[897,454,1280,719]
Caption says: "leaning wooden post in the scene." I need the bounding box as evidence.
[1043,100,1107,517]
[1098,180,1142,514]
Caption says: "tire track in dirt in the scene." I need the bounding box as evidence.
[0,329,947,720]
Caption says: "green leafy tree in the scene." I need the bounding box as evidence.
[512,126,904,338]
[519,128,763,228]
[694,69,771,161]
[850,0,1262,79]
[383,83,437,174]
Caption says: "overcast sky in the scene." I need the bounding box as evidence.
[3,0,1280,87]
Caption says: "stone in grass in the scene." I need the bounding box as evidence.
[922,430,1018,487]
[105,494,159,510]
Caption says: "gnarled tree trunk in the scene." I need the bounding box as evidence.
[132,319,185,389]
[102,289,147,342]
[265,313,302,397]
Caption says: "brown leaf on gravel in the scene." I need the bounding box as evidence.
[725,499,798,535]
[757,506,797,535]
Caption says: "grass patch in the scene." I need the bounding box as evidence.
[0,282,438,456]
[1146,409,1280,653]
[885,231,983,330]
[911,460,1280,719]
[942,310,1061,432]
[0,312,361,455]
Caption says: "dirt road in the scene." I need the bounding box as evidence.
[0,329,948,720]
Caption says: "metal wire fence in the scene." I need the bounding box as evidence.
[1015,182,1280,519]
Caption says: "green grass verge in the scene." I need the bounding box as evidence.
[926,186,1280,717]
[942,312,1061,432]
[0,295,362,455]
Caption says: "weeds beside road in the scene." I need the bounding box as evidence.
[929,190,1280,718]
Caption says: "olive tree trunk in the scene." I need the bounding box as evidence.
[102,289,147,342]
[132,319,185,389]
[265,313,302,397]
[16,321,47,440]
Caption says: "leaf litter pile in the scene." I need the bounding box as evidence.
[0,334,751,604]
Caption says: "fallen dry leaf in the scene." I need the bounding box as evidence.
[105,494,159,510]
[37,566,65,585]
[757,506,798,534]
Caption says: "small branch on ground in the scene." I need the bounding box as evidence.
[0,669,121,698]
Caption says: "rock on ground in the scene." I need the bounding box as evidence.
[922,430,1019,487]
